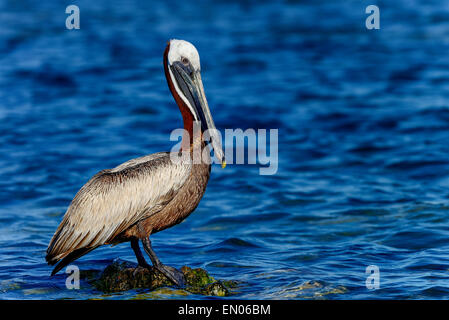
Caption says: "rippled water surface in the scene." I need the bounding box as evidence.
[2,0,449,299]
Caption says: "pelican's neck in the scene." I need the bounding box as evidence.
[163,42,201,157]
[179,106,196,153]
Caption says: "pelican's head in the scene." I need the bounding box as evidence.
[164,39,225,168]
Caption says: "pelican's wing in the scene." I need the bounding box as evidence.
[46,152,190,264]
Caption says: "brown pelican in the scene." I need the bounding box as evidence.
[46,39,226,286]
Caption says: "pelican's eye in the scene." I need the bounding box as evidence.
[181,56,189,65]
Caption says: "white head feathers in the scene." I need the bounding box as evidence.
[168,39,201,72]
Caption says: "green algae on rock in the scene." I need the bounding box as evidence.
[82,260,234,296]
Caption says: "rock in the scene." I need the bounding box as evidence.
[203,281,229,297]
[181,266,215,287]
[82,259,236,296]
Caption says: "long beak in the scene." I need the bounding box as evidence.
[171,62,226,168]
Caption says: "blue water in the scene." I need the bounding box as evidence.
[2,0,449,299]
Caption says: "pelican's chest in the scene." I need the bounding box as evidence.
[142,162,211,234]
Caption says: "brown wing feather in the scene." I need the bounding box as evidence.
[46,152,190,265]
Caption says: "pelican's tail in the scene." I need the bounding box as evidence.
[48,246,97,276]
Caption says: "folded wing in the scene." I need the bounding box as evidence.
[46,152,190,266]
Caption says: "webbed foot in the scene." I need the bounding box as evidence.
[155,264,185,287]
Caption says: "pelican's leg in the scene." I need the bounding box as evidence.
[131,238,151,268]
[141,237,185,287]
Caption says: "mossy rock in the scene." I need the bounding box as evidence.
[82,260,235,297]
